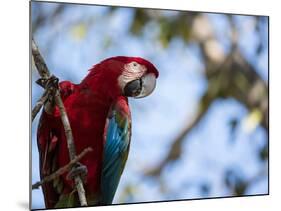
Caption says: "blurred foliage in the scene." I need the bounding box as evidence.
[131,9,195,47]
[224,168,247,196]
[70,23,88,41]
[242,108,263,133]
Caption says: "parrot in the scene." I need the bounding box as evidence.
[36,56,159,208]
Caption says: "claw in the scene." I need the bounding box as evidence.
[39,75,59,114]
[67,162,88,183]
[36,75,59,89]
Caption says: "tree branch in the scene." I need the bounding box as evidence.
[145,92,214,176]
[32,147,93,190]
[32,38,88,206]
[32,88,53,121]
[31,39,50,79]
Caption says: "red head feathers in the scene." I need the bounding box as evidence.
[100,56,159,78]
[81,56,159,100]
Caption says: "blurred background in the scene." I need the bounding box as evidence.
[31,1,268,209]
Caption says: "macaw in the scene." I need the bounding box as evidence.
[37,56,159,208]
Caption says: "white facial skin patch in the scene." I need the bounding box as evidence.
[118,61,147,93]
[118,61,157,98]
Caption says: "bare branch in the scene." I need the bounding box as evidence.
[32,88,51,121]
[32,147,93,190]
[32,38,88,206]
[32,39,50,79]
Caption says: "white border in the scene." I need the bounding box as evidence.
[1,0,279,211]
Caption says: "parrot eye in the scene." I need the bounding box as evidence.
[132,62,138,67]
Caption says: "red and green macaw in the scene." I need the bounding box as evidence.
[37,56,159,208]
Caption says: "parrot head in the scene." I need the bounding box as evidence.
[115,56,159,98]
[85,56,159,99]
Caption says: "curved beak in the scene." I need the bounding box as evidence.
[124,73,157,98]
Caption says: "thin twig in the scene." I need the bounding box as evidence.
[32,38,88,206]
[32,88,51,121]
[32,147,92,189]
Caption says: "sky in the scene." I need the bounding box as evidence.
[31,2,268,209]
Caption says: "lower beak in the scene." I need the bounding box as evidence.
[124,79,142,97]
[124,73,156,98]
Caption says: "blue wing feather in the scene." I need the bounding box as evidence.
[101,100,131,204]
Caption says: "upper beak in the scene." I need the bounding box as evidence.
[124,73,156,98]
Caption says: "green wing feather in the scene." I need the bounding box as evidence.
[100,99,131,204]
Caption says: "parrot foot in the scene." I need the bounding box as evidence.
[36,75,59,89]
[36,75,59,114]
[67,162,88,183]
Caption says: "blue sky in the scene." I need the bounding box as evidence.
[31,2,268,209]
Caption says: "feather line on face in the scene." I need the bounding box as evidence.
[118,62,147,93]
